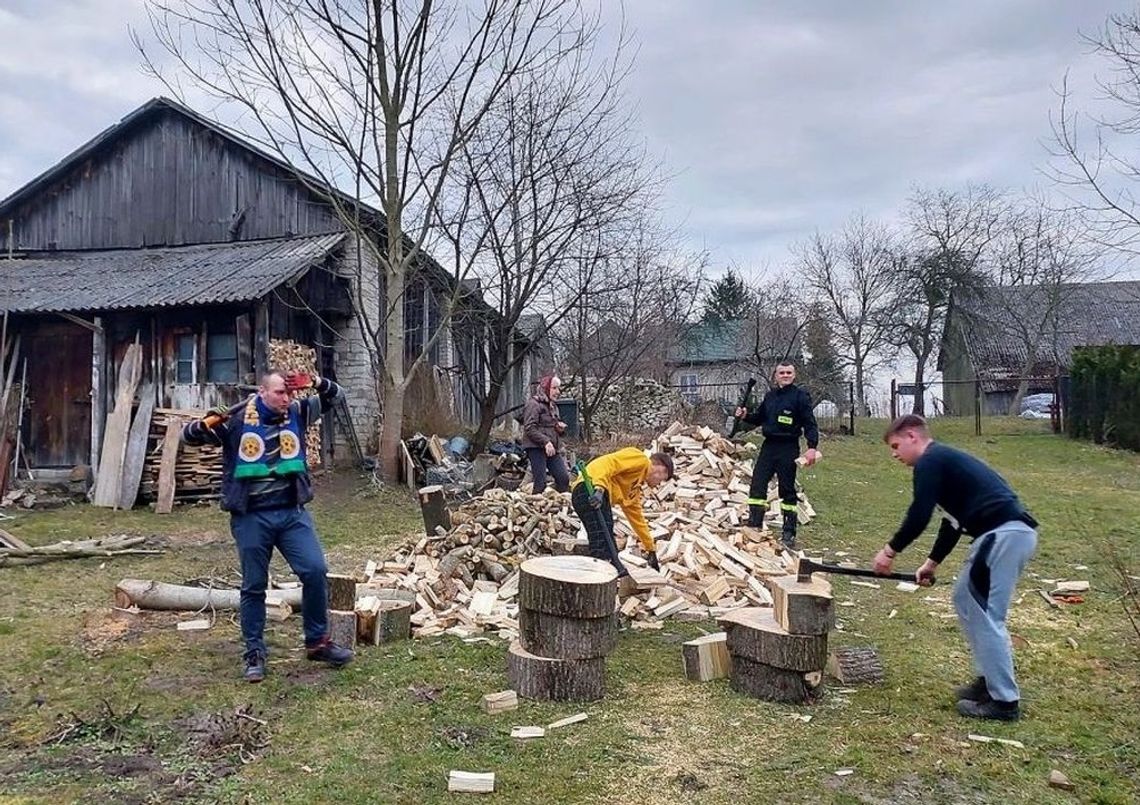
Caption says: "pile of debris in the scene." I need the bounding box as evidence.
[585,377,684,435]
[360,421,814,640]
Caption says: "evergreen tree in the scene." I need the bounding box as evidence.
[700,269,753,323]
[800,308,846,406]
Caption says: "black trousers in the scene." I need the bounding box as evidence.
[525,448,570,494]
[570,484,627,576]
[748,439,799,512]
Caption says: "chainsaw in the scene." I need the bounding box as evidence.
[725,377,756,438]
[793,556,935,585]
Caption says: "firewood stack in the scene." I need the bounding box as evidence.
[348,421,817,641]
[506,556,617,701]
[268,339,321,467]
[717,575,834,704]
[139,410,222,502]
[584,377,684,435]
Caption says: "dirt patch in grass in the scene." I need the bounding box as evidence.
[78,608,180,656]
[153,529,227,548]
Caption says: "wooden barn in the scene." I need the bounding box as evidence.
[0,97,528,490]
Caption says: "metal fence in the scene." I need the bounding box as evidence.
[889,376,1067,436]
[668,380,857,435]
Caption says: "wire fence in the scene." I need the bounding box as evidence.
[889,376,1067,436]
[668,380,857,435]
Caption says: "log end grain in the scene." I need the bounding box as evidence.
[518,556,618,619]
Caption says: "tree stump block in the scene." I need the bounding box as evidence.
[518,556,618,618]
[327,573,357,612]
[328,609,357,650]
[681,632,732,682]
[719,607,828,672]
[418,484,452,536]
[827,646,884,684]
[766,575,834,635]
[519,608,617,660]
[506,640,605,701]
[371,600,412,645]
[730,655,823,704]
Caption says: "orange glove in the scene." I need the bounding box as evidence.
[284,371,314,392]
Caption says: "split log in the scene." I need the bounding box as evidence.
[418,485,452,535]
[328,609,357,649]
[481,690,518,714]
[448,771,494,794]
[370,600,412,644]
[506,640,605,702]
[438,545,473,579]
[767,575,834,635]
[518,556,618,619]
[719,607,828,672]
[518,608,617,660]
[730,655,823,704]
[827,646,884,685]
[327,573,358,611]
[682,632,732,682]
[114,579,302,611]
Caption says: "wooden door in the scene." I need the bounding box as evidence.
[23,321,93,467]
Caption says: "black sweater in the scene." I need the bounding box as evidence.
[741,383,819,449]
[890,442,1034,562]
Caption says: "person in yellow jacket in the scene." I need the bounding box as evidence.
[571,447,675,577]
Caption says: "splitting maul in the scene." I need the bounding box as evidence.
[793,556,935,585]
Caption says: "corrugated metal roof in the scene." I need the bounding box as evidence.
[667,317,801,365]
[950,281,1140,379]
[0,233,345,314]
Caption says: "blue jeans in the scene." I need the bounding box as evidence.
[526,448,570,494]
[231,507,329,656]
[953,521,1038,702]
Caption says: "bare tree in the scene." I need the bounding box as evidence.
[1048,11,1140,259]
[895,185,1003,414]
[137,0,592,478]
[556,223,706,440]
[433,12,655,452]
[982,198,1105,414]
[796,214,902,415]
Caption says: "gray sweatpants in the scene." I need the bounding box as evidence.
[952,520,1037,703]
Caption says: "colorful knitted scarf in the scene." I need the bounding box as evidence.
[234,394,307,479]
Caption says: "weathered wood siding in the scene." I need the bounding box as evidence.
[3,108,342,252]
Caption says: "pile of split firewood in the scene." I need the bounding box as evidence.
[355,421,815,641]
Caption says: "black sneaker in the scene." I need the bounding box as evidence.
[243,651,266,683]
[957,698,1020,721]
[306,637,354,668]
[955,676,990,702]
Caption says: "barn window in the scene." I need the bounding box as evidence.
[175,334,197,383]
[207,333,239,382]
[680,373,699,403]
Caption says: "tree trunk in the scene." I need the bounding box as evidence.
[853,361,869,417]
[1008,346,1039,415]
[114,579,302,611]
[911,355,927,416]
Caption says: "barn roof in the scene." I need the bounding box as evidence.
[0,233,344,314]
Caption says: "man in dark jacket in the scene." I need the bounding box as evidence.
[182,369,353,682]
[874,415,1038,722]
[735,361,821,547]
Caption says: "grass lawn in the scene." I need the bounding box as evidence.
[1,417,1138,804]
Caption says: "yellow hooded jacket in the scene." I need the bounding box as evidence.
[575,447,654,552]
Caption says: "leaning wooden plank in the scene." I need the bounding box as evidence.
[116,381,156,510]
[92,342,143,507]
[448,771,495,793]
[154,418,183,514]
[0,527,32,551]
[114,579,302,610]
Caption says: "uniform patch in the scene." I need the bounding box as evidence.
[239,433,266,462]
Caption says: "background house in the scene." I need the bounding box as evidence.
[938,280,1140,415]
[665,317,802,403]
[0,97,532,477]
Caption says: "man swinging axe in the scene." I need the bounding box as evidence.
[571,448,674,577]
[874,415,1038,721]
[734,361,821,547]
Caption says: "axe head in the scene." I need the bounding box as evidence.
[794,556,824,583]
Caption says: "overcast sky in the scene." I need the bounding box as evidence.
[0,0,1135,276]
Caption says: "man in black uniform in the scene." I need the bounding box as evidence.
[735,361,821,547]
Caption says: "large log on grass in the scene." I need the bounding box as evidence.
[115,579,302,611]
[506,640,605,701]
[719,607,828,672]
[518,608,617,660]
[730,655,823,704]
[518,556,618,618]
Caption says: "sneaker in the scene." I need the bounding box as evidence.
[956,698,1020,721]
[955,676,990,702]
[243,651,266,683]
[306,637,354,668]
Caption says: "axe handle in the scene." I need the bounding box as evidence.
[800,562,932,584]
